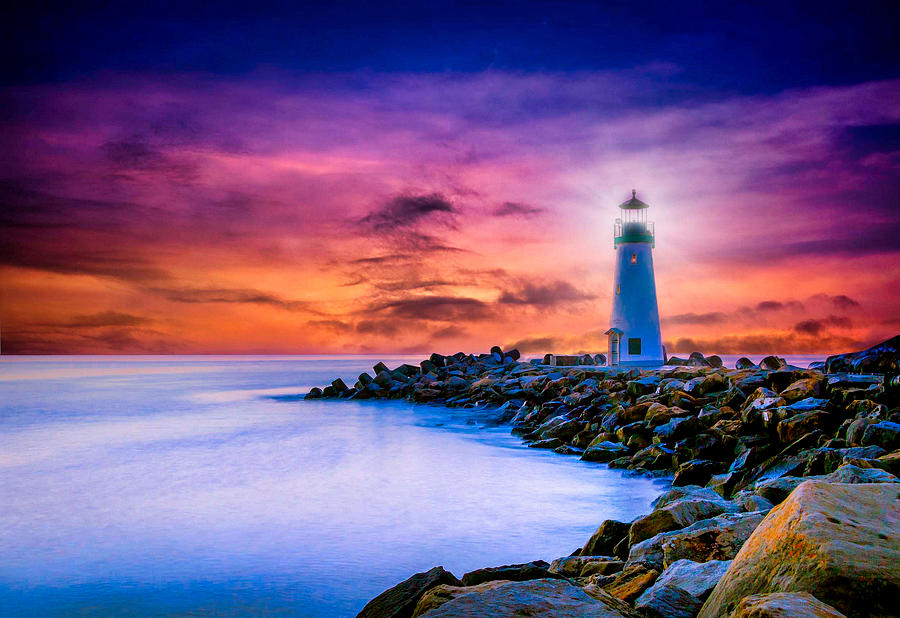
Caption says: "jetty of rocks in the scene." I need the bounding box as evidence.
[307,336,899,618]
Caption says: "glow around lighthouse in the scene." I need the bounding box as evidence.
[605,190,665,366]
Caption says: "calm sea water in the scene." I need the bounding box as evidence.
[0,355,679,617]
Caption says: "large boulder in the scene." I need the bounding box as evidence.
[549,555,622,578]
[460,561,560,586]
[699,481,900,618]
[731,592,847,617]
[602,562,660,603]
[650,558,731,600]
[634,583,703,618]
[628,511,767,571]
[358,566,462,618]
[414,578,636,617]
[583,519,631,556]
[825,335,900,374]
[629,498,729,545]
[582,440,630,462]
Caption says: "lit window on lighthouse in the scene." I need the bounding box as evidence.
[631,253,637,264]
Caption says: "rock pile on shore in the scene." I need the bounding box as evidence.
[307,336,900,617]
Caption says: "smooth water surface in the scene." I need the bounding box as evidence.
[0,356,671,616]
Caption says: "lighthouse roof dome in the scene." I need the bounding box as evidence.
[618,189,649,210]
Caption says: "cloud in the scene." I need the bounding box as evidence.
[40,311,151,328]
[755,300,805,312]
[306,319,353,333]
[492,202,544,217]
[498,281,595,306]
[793,315,853,335]
[808,293,861,310]
[506,336,563,352]
[355,319,401,336]
[429,325,467,339]
[662,312,728,325]
[360,193,457,232]
[369,296,491,321]
[148,286,314,312]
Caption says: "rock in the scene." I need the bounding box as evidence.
[583,520,632,556]
[628,511,767,571]
[539,416,584,441]
[549,555,622,577]
[629,498,729,545]
[699,481,900,618]
[305,386,323,399]
[634,583,704,618]
[860,421,900,450]
[651,558,731,600]
[628,376,661,398]
[824,335,900,374]
[331,377,349,392]
[731,592,847,617]
[415,578,635,617]
[673,459,722,487]
[759,356,787,370]
[582,440,630,462]
[529,438,565,449]
[846,418,877,446]
[358,566,462,618]
[707,355,724,368]
[412,581,507,617]
[823,463,898,484]
[780,377,824,403]
[735,357,757,370]
[776,410,831,443]
[604,563,660,603]
[875,450,900,475]
[460,561,559,586]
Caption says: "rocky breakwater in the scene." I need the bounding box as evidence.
[306,336,900,617]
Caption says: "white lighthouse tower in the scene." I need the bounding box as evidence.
[605,190,664,366]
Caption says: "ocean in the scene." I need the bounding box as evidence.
[0,355,681,616]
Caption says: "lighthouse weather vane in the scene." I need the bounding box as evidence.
[605,189,664,366]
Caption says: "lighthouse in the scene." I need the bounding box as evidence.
[605,190,664,366]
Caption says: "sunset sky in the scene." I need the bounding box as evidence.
[2,1,899,355]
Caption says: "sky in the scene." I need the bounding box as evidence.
[2,0,899,355]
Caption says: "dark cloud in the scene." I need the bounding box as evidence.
[369,296,490,322]
[429,325,467,339]
[506,336,563,352]
[306,319,353,333]
[0,243,171,282]
[148,286,314,312]
[498,281,595,306]
[492,202,544,217]
[350,254,413,265]
[360,193,457,232]
[755,300,804,312]
[794,315,853,336]
[662,312,728,325]
[838,122,900,157]
[38,311,151,329]
[355,319,401,336]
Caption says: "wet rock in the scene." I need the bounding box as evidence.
[582,519,632,556]
[824,335,900,374]
[549,555,622,577]
[634,583,703,618]
[582,440,630,462]
[699,481,900,618]
[673,459,722,487]
[331,377,349,393]
[731,592,847,617]
[759,356,787,371]
[629,498,729,545]
[628,511,767,571]
[779,377,825,403]
[860,421,900,450]
[650,558,731,601]
[528,438,564,449]
[735,357,757,370]
[628,376,661,398]
[460,560,559,586]
[305,386,323,399]
[776,410,831,443]
[358,566,462,618]
[603,563,660,603]
[416,578,635,617]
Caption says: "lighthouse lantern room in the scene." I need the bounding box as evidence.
[607,190,664,366]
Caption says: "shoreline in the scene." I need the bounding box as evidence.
[308,338,900,617]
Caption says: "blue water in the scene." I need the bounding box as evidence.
[0,356,669,616]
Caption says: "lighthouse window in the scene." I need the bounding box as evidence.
[616,284,620,295]
[628,338,642,355]
[631,253,637,264]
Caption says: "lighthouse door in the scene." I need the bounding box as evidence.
[609,333,620,365]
